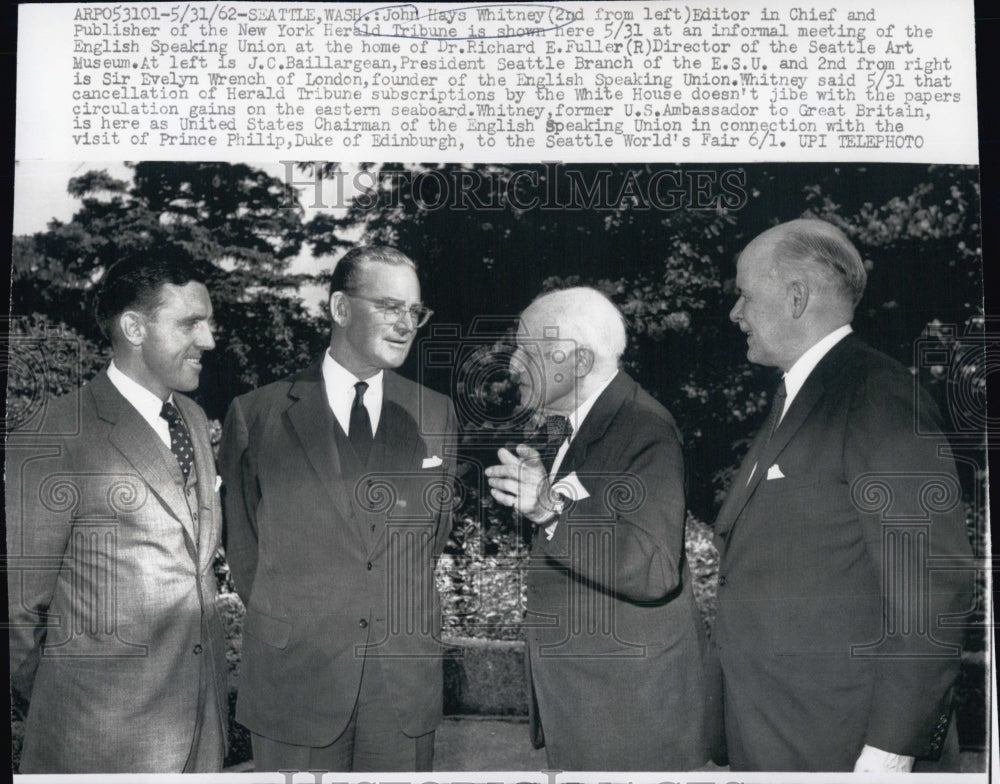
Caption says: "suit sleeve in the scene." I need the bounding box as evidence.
[7,436,73,707]
[218,396,260,606]
[538,414,687,603]
[846,367,974,757]
[432,400,460,558]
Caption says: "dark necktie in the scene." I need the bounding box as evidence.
[540,415,573,473]
[349,381,373,464]
[161,401,194,482]
[746,378,786,487]
[765,379,788,443]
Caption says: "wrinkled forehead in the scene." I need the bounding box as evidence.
[517,305,565,342]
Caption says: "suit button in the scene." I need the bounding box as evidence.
[718,575,727,586]
[359,619,368,629]
[193,644,203,655]
[367,562,373,570]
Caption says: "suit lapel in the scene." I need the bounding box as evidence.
[91,372,198,547]
[716,336,857,535]
[175,394,219,572]
[376,372,423,472]
[557,372,632,479]
[365,372,424,554]
[737,374,827,517]
[283,364,353,522]
[757,374,826,474]
[715,425,770,536]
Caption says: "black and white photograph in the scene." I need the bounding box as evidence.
[7,159,989,776]
[6,1,993,782]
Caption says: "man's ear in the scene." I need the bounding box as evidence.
[330,292,350,326]
[119,310,145,346]
[574,346,595,377]
[788,279,809,319]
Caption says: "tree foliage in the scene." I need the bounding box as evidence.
[11,162,326,419]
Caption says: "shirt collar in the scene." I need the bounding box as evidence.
[107,359,172,420]
[566,370,618,439]
[322,350,384,433]
[783,324,853,405]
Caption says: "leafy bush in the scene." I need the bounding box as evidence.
[686,514,720,633]
[4,314,109,431]
[214,586,252,767]
[437,457,530,641]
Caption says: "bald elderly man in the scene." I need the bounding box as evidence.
[486,287,709,771]
[713,218,973,772]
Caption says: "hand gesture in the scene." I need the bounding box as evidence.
[485,444,561,524]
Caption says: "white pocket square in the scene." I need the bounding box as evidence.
[422,456,443,469]
[552,471,590,501]
[766,464,785,480]
[214,475,223,492]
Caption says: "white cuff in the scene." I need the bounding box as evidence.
[853,744,915,772]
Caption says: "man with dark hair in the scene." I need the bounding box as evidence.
[219,245,457,772]
[7,248,227,772]
[713,218,973,771]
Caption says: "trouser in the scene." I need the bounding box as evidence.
[251,656,434,772]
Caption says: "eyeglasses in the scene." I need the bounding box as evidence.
[346,294,434,328]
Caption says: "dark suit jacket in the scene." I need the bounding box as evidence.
[713,335,973,771]
[218,361,458,746]
[524,372,709,771]
[7,370,228,772]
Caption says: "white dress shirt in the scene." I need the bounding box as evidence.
[779,324,853,423]
[321,350,384,436]
[107,360,172,447]
[746,325,853,486]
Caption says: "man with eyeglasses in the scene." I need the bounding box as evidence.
[219,246,457,772]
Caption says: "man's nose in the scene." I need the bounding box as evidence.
[393,309,419,333]
[729,297,744,323]
[509,349,528,379]
[196,321,216,350]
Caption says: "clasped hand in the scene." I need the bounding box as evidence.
[485,445,560,524]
